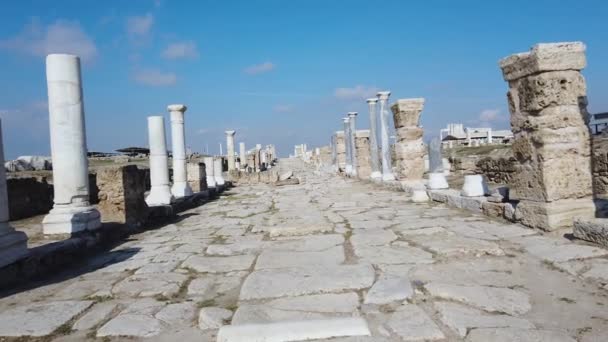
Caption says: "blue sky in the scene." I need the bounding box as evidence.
[1,0,607,159]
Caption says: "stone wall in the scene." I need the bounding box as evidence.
[96,165,149,229]
[475,157,517,184]
[229,170,279,185]
[7,176,53,220]
[592,133,608,199]
[355,130,372,179]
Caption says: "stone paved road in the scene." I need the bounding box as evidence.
[1,159,608,341]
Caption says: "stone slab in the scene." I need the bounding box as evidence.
[466,327,576,342]
[385,304,445,341]
[364,276,413,305]
[182,254,256,273]
[255,246,344,269]
[573,217,608,247]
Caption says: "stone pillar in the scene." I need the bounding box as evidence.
[331,134,338,171]
[97,165,148,229]
[239,142,246,170]
[390,98,426,181]
[187,162,206,192]
[367,98,381,180]
[343,117,352,175]
[214,158,225,186]
[335,131,346,172]
[427,137,449,189]
[204,157,216,188]
[466,129,472,146]
[499,41,594,230]
[487,128,493,144]
[145,116,174,206]
[377,91,395,181]
[168,104,192,198]
[225,130,236,171]
[255,144,262,172]
[42,54,101,234]
[0,119,28,267]
[355,130,372,179]
[348,112,358,177]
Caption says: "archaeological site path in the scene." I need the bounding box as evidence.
[0,158,607,341]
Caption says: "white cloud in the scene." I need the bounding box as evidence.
[244,62,275,75]
[273,104,293,113]
[133,69,176,86]
[162,41,199,60]
[0,19,98,62]
[479,109,502,122]
[334,85,380,100]
[126,13,154,37]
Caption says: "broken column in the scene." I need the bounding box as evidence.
[390,98,426,181]
[187,162,207,192]
[499,41,594,230]
[335,131,346,172]
[168,104,193,198]
[42,54,101,234]
[355,130,372,179]
[214,158,225,186]
[225,130,236,171]
[239,142,246,170]
[204,156,217,188]
[0,119,28,267]
[145,116,174,206]
[348,112,358,177]
[427,137,449,189]
[377,91,396,181]
[367,98,381,180]
[343,117,352,176]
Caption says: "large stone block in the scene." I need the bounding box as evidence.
[395,127,424,142]
[390,98,425,128]
[187,162,207,192]
[514,198,595,231]
[515,70,586,113]
[97,165,148,228]
[499,42,586,81]
[573,218,608,247]
[510,105,590,133]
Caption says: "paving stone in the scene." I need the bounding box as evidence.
[407,233,504,257]
[73,302,118,331]
[385,304,445,341]
[465,327,576,342]
[112,273,188,297]
[364,276,413,304]
[255,246,344,269]
[135,261,180,274]
[155,302,197,327]
[434,301,534,337]
[410,258,525,287]
[354,244,434,266]
[267,234,344,252]
[516,236,608,263]
[97,313,164,338]
[240,264,375,300]
[351,230,398,246]
[0,300,93,337]
[182,254,256,273]
[424,282,531,315]
[199,307,233,330]
[397,226,449,236]
[53,279,118,299]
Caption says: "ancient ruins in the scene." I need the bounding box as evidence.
[0,41,608,342]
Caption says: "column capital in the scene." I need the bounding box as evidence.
[347,112,358,118]
[377,91,391,100]
[343,117,350,123]
[225,130,236,136]
[366,98,378,104]
[167,104,187,113]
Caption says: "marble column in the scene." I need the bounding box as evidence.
[377,91,395,181]
[255,144,262,172]
[367,98,381,180]
[239,142,246,170]
[145,116,174,206]
[487,128,493,144]
[214,158,225,186]
[335,131,346,172]
[225,130,236,171]
[0,119,28,267]
[499,41,594,230]
[204,156,217,188]
[348,112,358,177]
[343,117,352,175]
[168,104,192,198]
[42,54,101,234]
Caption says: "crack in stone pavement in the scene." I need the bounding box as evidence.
[0,158,607,341]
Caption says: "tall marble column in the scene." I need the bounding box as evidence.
[42,54,101,234]
[145,116,174,206]
[499,41,594,230]
[239,142,246,170]
[348,112,358,177]
[168,104,192,198]
[343,117,352,175]
[377,91,395,181]
[0,119,28,267]
[367,98,381,180]
[225,130,236,170]
[204,156,217,188]
[214,158,225,186]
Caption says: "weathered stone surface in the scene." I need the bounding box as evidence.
[239,264,375,300]
[97,313,164,338]
[385,304,445,341]
[354,244,434,265]
[199,307,233,330]
[182,254,256,273]
[424,283,531,315]
[73,302,118,330]
[156,302,197,326]
[516,235,608,263]
[407,233,504,257]
[573,217,608,247]
[364,276,413,304]
[466,327,576,342]
[255,246,344,269]
[0,301,93,337]
[96,165,148,228]
[112,273,188,297]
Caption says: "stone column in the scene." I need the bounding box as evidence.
[348,112,358,177]
[367,98,381,180]
[225,130,236,170]
[42,54,101,234]
[343,117,352,175]
[427,137,449,189]
[239,142,246,170]
[214,158,225,186]
[390,98,426,181]
[355,130,372,179]
[187,162,206,192]
[145,116,174,206]
[0,119,28,267]
[499,41,594,230]
[487,128,493,144]
[168,104,192,198]
[204,156,217,188]
[377,91,395,181]
[466,129,472,146]
[331,134,337,172]
[255,144,262,172]
[335,131,346,172]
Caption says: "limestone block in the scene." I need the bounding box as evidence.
[573,218,608,247]
[390,98,425,128]
[515,198,595,231]
[461,196,487,213]
[511,105,589,133]
[499,42,586,81]
[395,127,424,142]
[482,201,505,219]
[515,70,586,113]
[96,165,148,228]
[187,162,207,192]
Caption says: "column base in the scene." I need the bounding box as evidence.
[461,175,489,197]
[0,229,29,268]
[206,177,217,188]
[427,173,449,190]
[516,198,595,231]
[42,204,101,235]
[411,189,430,203]
[345,165,352,176]
[370,171,382,180]
[171,182,193,198]
[215,177,226,186]
[146,185,174,206]
[382,173,396,182]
